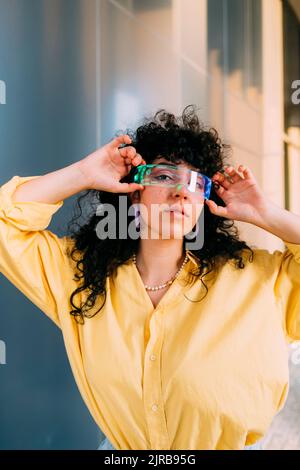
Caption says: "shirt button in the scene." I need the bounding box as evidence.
[151,404,158,412]
[150,354,156,361]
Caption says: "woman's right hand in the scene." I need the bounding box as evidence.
[78,134,146,193]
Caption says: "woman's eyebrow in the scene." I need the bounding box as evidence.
[155,161,197,170]
[166,163,200,172]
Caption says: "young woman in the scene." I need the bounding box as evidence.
[1,105,300,450]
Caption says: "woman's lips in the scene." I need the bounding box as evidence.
[164,209,187,217]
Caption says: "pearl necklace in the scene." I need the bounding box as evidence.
[132,252,189,291]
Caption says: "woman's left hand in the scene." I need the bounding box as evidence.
[205,165,269,225]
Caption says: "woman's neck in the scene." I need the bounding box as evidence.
[135,239,186,286]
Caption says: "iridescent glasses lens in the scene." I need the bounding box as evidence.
[132,164,212,201]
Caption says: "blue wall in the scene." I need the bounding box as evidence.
[0,0,101,449]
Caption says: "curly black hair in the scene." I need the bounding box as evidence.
[65,104,254,324]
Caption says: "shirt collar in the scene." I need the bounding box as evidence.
[186,250,200,267]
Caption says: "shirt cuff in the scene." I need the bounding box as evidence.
[0,175,64,231]
[282,239,300,263]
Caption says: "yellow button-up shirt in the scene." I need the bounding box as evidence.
[1,175,300,450]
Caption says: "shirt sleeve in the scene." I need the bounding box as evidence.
[272,240,300,343]
[0,175,70,329]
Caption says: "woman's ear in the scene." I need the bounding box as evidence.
[129,190,140,204]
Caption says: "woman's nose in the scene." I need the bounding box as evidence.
[171,183,190,199]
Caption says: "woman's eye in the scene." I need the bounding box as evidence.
[155,174,173,181]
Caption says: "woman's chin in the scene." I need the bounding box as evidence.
[139,219,193,239]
